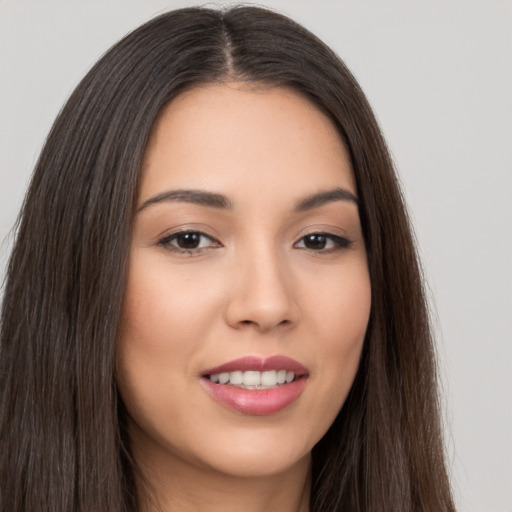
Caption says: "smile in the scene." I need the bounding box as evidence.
[208,369,297,388]
[201,356,309,415]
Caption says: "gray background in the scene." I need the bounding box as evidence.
[1,1,511,510]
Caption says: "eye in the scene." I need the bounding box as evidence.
[157,230,221,254]
[295,233,352,252]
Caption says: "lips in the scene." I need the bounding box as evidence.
[202,355,308,376]
[200,355,309,415]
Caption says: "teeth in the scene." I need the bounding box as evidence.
[243,371,261,386]
[260,370,277,386]
[230,371,243,385]
[208,370,297,388]
[218,372,230,384]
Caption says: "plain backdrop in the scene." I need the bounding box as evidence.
[0,1,511,511]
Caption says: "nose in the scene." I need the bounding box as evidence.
[224,245,299,333]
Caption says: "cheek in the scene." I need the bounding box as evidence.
[303,260,371,425]
[115,258,219,452]
[119,257,220,354]
[116,258,213,410]
[308,256,371,349]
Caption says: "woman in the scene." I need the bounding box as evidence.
[0,6,455,512]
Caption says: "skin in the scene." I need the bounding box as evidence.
[116,82,371,512]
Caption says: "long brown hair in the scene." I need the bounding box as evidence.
[0,6,455,511]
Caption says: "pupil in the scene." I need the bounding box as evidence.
[177,233,200,249]
[305,234,326,249]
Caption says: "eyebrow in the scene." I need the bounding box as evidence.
[138,189,234,212]
[137,186,359,213]
[294,187,359,211]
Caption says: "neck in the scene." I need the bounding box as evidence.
[132,440,312,512]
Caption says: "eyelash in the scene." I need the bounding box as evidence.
[294,233,353,253]
[156,230,353,255]
[157,230,220,255]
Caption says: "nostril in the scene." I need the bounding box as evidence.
[236,318,292,331]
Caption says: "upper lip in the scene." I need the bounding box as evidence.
[201,355,308,376]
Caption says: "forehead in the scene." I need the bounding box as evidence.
[139,82,356,205]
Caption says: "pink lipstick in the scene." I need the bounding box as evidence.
[200,355,309,416]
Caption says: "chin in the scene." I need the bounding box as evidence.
[199,442,312,479]
[186,417,323,478]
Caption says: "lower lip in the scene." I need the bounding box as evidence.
[201,377,308,416]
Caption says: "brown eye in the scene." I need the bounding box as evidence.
[157,230,220,253]
[295,233,352,252]
[175,232,202,249]
[303,234,328,250]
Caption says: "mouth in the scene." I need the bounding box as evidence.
[206,369,300,389]
[200,355,309,415]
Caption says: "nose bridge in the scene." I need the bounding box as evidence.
[225,234,298,331]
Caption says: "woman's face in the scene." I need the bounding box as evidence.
[117,83,371,479]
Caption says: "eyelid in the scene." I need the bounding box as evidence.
[153,222,222,245]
